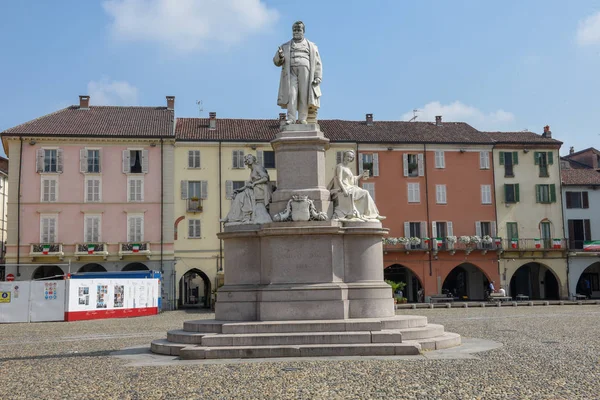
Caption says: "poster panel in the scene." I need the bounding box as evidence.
[0,282,31,323]
[29,280,66,322]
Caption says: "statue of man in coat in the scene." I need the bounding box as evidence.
[273,21,322,125]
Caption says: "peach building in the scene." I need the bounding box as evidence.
[1,95,177,309]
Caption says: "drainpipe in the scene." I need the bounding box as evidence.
[160,138,164,274]
[557,149,569,299]
[218,141,223,273]
[17,138,23,277]
[423,144,432,278]
[490,149,501,285]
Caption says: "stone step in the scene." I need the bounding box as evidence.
[167,330,209,344]
[380,315,428,329]
[183,320,225,333]
[201,331,376,347]
[150,339,188,356]
[415,333,462,351]
[397,324,445,340]
[178,342,422,360]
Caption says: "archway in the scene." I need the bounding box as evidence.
[442,263,489,301]
[178,268,212,308]
[509,262,561,300]
[32,265,64,280]
[78,263,107,273]
[122,263,149,271]
[575,262,600,299]
[384,264,423,303]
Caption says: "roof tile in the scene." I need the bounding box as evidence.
[561,168,600,186]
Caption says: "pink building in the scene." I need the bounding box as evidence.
[1,96,177,309]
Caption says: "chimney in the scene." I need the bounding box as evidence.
[79,95,90,109]
[542,125,552,138]
[435,115,442,126]
[279,113,287,128]
[569,146,574,155]
[365,113,374,126]
[166,96,175,110]
[209,112,217,129]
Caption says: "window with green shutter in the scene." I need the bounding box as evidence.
[506,222,518,239]
[504,183,520,203]
[535,152,549,177]
[536,184,555,203]
[500,151,516,177]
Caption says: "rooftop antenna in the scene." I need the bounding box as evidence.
[408,109,419,122]
[196,100,204,117]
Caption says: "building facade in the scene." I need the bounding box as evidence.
[1,96,177,309]
[0,156,7,279]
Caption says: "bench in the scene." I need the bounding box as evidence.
[574,294,587,300]
[489,295,512,302]
[430,295,454,303]
[516,294,529,301]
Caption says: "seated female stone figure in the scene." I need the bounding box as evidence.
[329,150,385,221]
[221,154,272,225]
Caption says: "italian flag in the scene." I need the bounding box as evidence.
[534,238,541,249]
[511,239,518,249]
[584,241,600,252]
[132,244,140,253]
[553,239,562,249]
[87,244,95,254]
[42,244,50,255]
[423,237,430,244]
[494,237,502,246]
[436,238,443,248]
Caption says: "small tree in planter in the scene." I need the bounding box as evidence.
[385,280,407,303]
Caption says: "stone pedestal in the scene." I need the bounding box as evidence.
[269,124,331,217]
[215,220,394,321]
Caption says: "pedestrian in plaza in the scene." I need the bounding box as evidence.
[584,278,592,299]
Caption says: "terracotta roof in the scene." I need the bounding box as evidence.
[484,131,562,145]
[561,168,600,186]
[0,156,7,175]
[563,147,600,158]
[176,118,494,144]
[2,106,175,138]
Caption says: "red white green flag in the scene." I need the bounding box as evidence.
[423,237,430,244]
[42,244,50,255]
[583,241,600,252]
[534,238,541,249]
[436,238,443,248]
[511,239,518,249]
[494,237,502,246]
[87,244,95,254]
[132,244,140,253]
[552,239,562,249]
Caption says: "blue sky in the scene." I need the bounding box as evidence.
[1,0,600,157]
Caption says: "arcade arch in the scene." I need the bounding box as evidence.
[384,264,423,303]
[78,263,107,273]
[179,268,212,308]
[509,262,560,300]
[32,265,64,280]
[575,262,600,299]
[122,263,149,271]
[442,263,490,301]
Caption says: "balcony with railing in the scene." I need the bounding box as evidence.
[74,243,109,259]
[383,237,503,255]
[187,198,203,213]
[383,238,430,253]
[503,238,566,252]
[29,243,64,259]
[118,242,151,258]
[568,239,600,253]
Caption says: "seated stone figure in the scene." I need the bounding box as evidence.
[328,150,385,221]
[221,154,272,225]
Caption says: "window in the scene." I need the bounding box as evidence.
[232,150,245,169]
[408,183,420,203]
[85,177,101,202]
[362,182,375,201]
[84,215,101,243]
[41,177,58,202]
[476,221,496,249]
[499,151,518,177]
[127,214,144,242]
[128,177,143,202]
[80,149,101,173]
[540,221,552,249]
[534,151,553,177]
[181,180,208,199]
[566,191,589,209]
[257,150,276,169]
[359,153,379,177]
[435,184,447,204]
[403,154,423,177]
[434,151,445,168]
[536,184,556,203]
[404,221,427,249]
[188,220,201,238]
[568,219,591,250]
[504,183,519,203]
[481,185,492,204]
[479,151,490,169]
[188,150,201,169]
[40,215,57,243]
[507,222,519,239]
[225,180,246,199]
[37,148,63,173]
[122,149,148,174]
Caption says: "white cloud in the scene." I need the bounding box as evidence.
[576,11,600,46]
[102,0,279,52]
[402,101,515,129]
[87,78,139,105]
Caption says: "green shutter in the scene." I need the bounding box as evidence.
[504,184,509,202]
[535,185,540,203]
[550,184,556,202]
[534,151,539,165]
[499,151,505,165]
[515,184,520,202]
[547,151,553,165]
[512,151,518,165]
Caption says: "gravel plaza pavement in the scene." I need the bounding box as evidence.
[1,306,599,399]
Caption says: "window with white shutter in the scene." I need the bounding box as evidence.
[128,177,144,202]
[40,214,58,243]
[481,185,492,204]
[479,151,490,169]
[41,177,58,202]
[188,219,201,238]
[226,181,245,199]
[408,183,420,203]
[362,182,375,201]
[84,215,101,243]
[436,184,447,204]
[434,151,445,168]
[336,151,343,165]
[127,214,144,242]
[85,177,101,202]
[124,149,147,174]
[188,150,201,169]
[232,150,245,169]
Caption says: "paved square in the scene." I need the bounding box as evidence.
[1,306,599,399]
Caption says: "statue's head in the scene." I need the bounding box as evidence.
[244,154,257,166]
[343,150,355,162]
[292,21,305,41]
